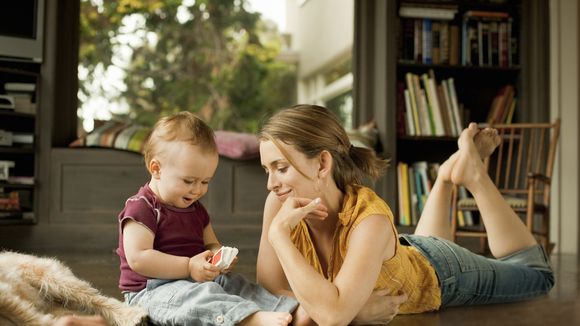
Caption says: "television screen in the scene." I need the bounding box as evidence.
[0,1,37,39]
[0,0,44,62]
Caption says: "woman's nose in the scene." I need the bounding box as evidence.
[267,173,279,191]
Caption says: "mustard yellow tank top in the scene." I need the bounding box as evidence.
[290,185,441,313]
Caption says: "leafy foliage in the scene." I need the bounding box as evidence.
[79,0,296,132]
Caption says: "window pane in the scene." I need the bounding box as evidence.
[78,0,296,134]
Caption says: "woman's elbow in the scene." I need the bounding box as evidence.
[310,308,355,326]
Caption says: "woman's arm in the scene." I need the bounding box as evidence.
[256,192,294,297]
[268,198,395,326]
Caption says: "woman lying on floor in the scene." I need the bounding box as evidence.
[256,104,554,325]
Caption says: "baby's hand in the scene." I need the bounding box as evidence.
[188,250,220,282]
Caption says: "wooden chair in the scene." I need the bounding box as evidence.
[450,119,561,255]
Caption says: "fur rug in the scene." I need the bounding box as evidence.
[0,251,147,326]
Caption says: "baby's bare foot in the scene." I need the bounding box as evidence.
[474,127,502,159]
[239,311,293,326]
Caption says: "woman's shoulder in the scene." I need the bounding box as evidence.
[345,185,394,225]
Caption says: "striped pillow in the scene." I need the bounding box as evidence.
[69,121,260,159]
[70,121,151,154]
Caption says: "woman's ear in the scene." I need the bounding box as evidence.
[318,150,333,178]
[149,159,161,179]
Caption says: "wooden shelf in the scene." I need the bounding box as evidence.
[0,147,35,154]
[0,110,36,119]
[0,218,35,225]
[0,182,35,189]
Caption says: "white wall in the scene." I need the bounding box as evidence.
[286,0,353,78]
[550,0,579,255]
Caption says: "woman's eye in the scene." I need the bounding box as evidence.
[278,167,288,173]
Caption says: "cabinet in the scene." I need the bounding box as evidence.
[0,61,40,225]
[352,0,550,224]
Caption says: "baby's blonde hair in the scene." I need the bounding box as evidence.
[143,112,217,172]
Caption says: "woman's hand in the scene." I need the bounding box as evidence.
[188,250,220,282]
[269,197,327,237]
[351,290,408,325]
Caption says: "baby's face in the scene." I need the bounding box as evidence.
[155,142,218,208]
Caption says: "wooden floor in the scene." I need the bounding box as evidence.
[10,246,579,326]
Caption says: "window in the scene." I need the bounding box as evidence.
[78,0,296,133]
[298,57,353,128]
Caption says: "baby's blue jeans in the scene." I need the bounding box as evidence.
[400,234,555,308]
[124,273,298,326]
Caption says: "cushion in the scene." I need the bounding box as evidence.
[69,121,260,160]
[214,130,259,160]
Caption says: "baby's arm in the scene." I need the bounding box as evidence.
[203,222,222,253]
[123,220,218,281]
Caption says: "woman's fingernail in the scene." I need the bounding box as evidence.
[313,198,321,205]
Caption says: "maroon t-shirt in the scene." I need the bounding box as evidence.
[116,184,210,292]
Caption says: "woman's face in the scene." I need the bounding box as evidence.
[260,140,319,202]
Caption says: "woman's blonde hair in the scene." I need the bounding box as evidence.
[143,111,217,170]
[259,104,388,192]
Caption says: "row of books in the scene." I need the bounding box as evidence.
[398,2,459,65]
[486,84,517,124]
[399,18,460,65]
[396,161,439,226]
[398,71,463,137]
[398,3,517,67]
[0,82,37,114]
[456,186,475,228]
[462,11,516,67]
[396,161,477,227]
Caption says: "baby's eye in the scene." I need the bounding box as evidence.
[201,181,210,185]
[183,180,194,185]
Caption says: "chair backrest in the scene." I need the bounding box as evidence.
[483,119,560,206]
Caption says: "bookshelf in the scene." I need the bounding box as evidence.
[353,0,550,227]
[0,63,40,225]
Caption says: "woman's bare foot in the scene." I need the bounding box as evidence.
[474,127,502,158]
[437,152,459,183]
[293,306,316,326]
[238,311,292,326]
[438,124,501,183]
[450,123,488,188]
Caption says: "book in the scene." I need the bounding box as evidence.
[422,19,433,64]
[4,82,36,92]
[397,163,405,225]
[399,4,458,21]
[449,25,460,65]
[405,73,421,135]
[210,246,239,269]
[421,74,443,136]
